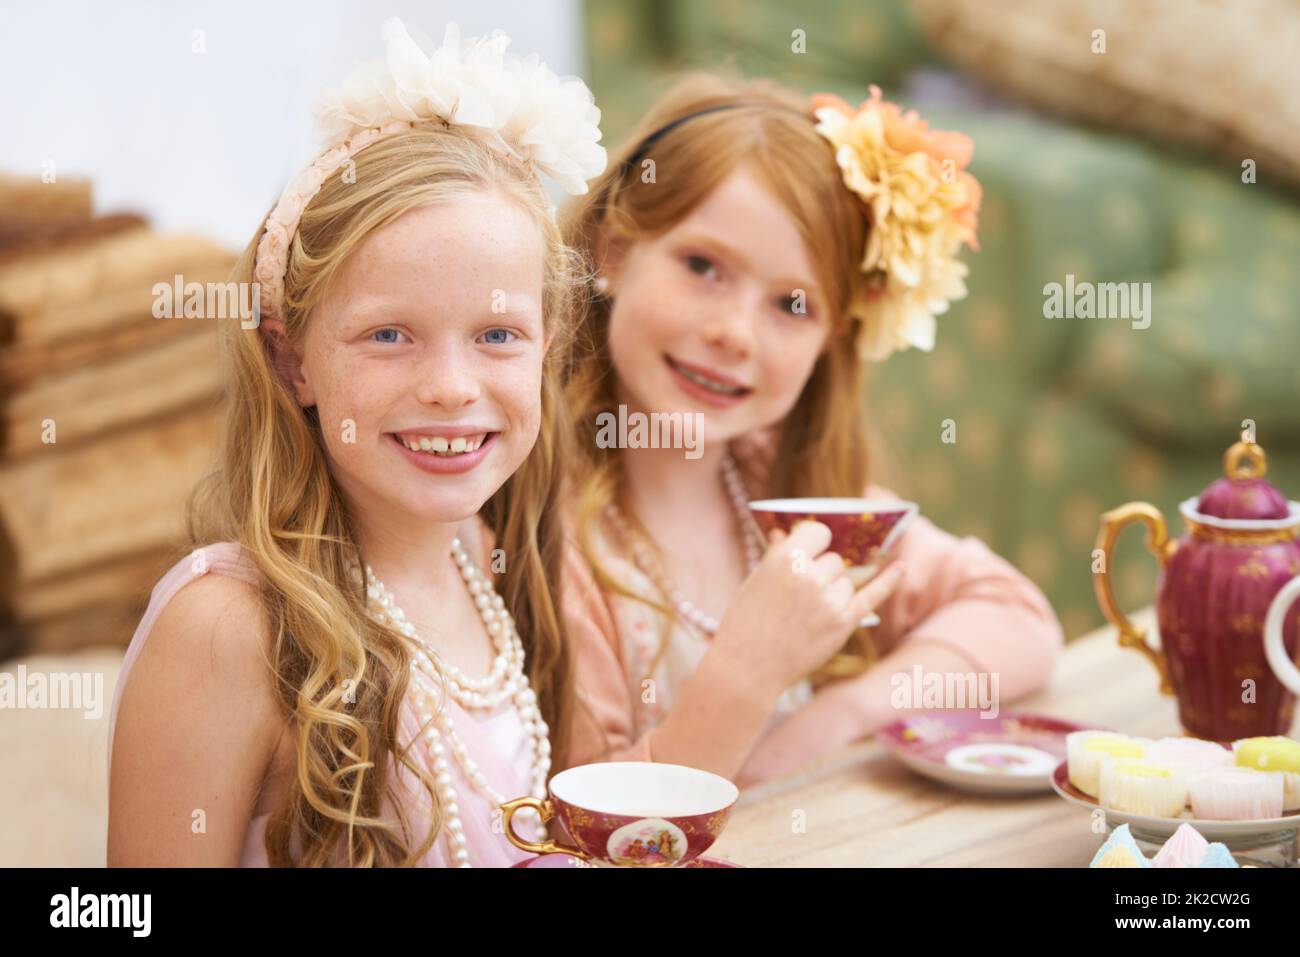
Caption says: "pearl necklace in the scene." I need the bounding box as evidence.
[609,448,763,635]
[350,538,549,867]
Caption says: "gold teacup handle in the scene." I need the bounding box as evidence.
[1094,502,1175,695]
[499,796,590,859]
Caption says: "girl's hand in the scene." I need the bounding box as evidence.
[708,520,904,702]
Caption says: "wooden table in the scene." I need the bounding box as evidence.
[710,609,1300,867]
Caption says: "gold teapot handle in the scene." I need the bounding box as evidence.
[1093,503,1175,695]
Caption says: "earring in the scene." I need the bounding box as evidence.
[593,273,610,296]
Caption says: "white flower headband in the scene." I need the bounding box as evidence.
[252,18,607,324]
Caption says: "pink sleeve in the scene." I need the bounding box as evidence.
[560,540,656,768]
[868,484,1064,700]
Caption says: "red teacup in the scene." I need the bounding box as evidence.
[748,497,918,584]
[500,762,739,867]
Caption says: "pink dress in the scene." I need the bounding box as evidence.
[107,530,535,867]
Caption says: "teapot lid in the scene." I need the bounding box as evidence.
[1195,439,1289,520]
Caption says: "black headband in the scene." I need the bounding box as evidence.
[620,100,811,175]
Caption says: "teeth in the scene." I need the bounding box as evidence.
[671,359,746,395]
[398,433,488,456]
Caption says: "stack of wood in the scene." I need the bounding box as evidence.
[0,174,236,658]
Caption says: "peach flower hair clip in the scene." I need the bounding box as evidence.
[811,85,982,361]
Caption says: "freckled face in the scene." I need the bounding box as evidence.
[292,194,547,525]
[603,166,831,444]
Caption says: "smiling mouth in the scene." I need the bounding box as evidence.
[390,432,496,457]
[664,355,753,396]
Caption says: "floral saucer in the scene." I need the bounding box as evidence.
[878,710,1090,794]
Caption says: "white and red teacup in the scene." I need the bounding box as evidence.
[748,497,918,585]
[500,762,739,867]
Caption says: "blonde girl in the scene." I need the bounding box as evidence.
[560,73,1063,787]
[107,21,604,866]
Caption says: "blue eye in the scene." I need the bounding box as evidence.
[371,328,403,344]
[481,328,516,345]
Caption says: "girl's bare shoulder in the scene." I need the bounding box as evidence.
[120,567,284,752]
[108,570,287,865]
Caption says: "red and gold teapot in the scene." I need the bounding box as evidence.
[1094,436,1300,740]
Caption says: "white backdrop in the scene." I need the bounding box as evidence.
[0,0,585,248]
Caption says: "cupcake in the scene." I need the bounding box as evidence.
[1089,824,1150,868]
[1146,737,1233,775]
[1099,758,1188,817]
[1188,767,1283,821]
[1233,736,1300,812]
[1152,822,1209,868]
[1067,731,1147,798]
